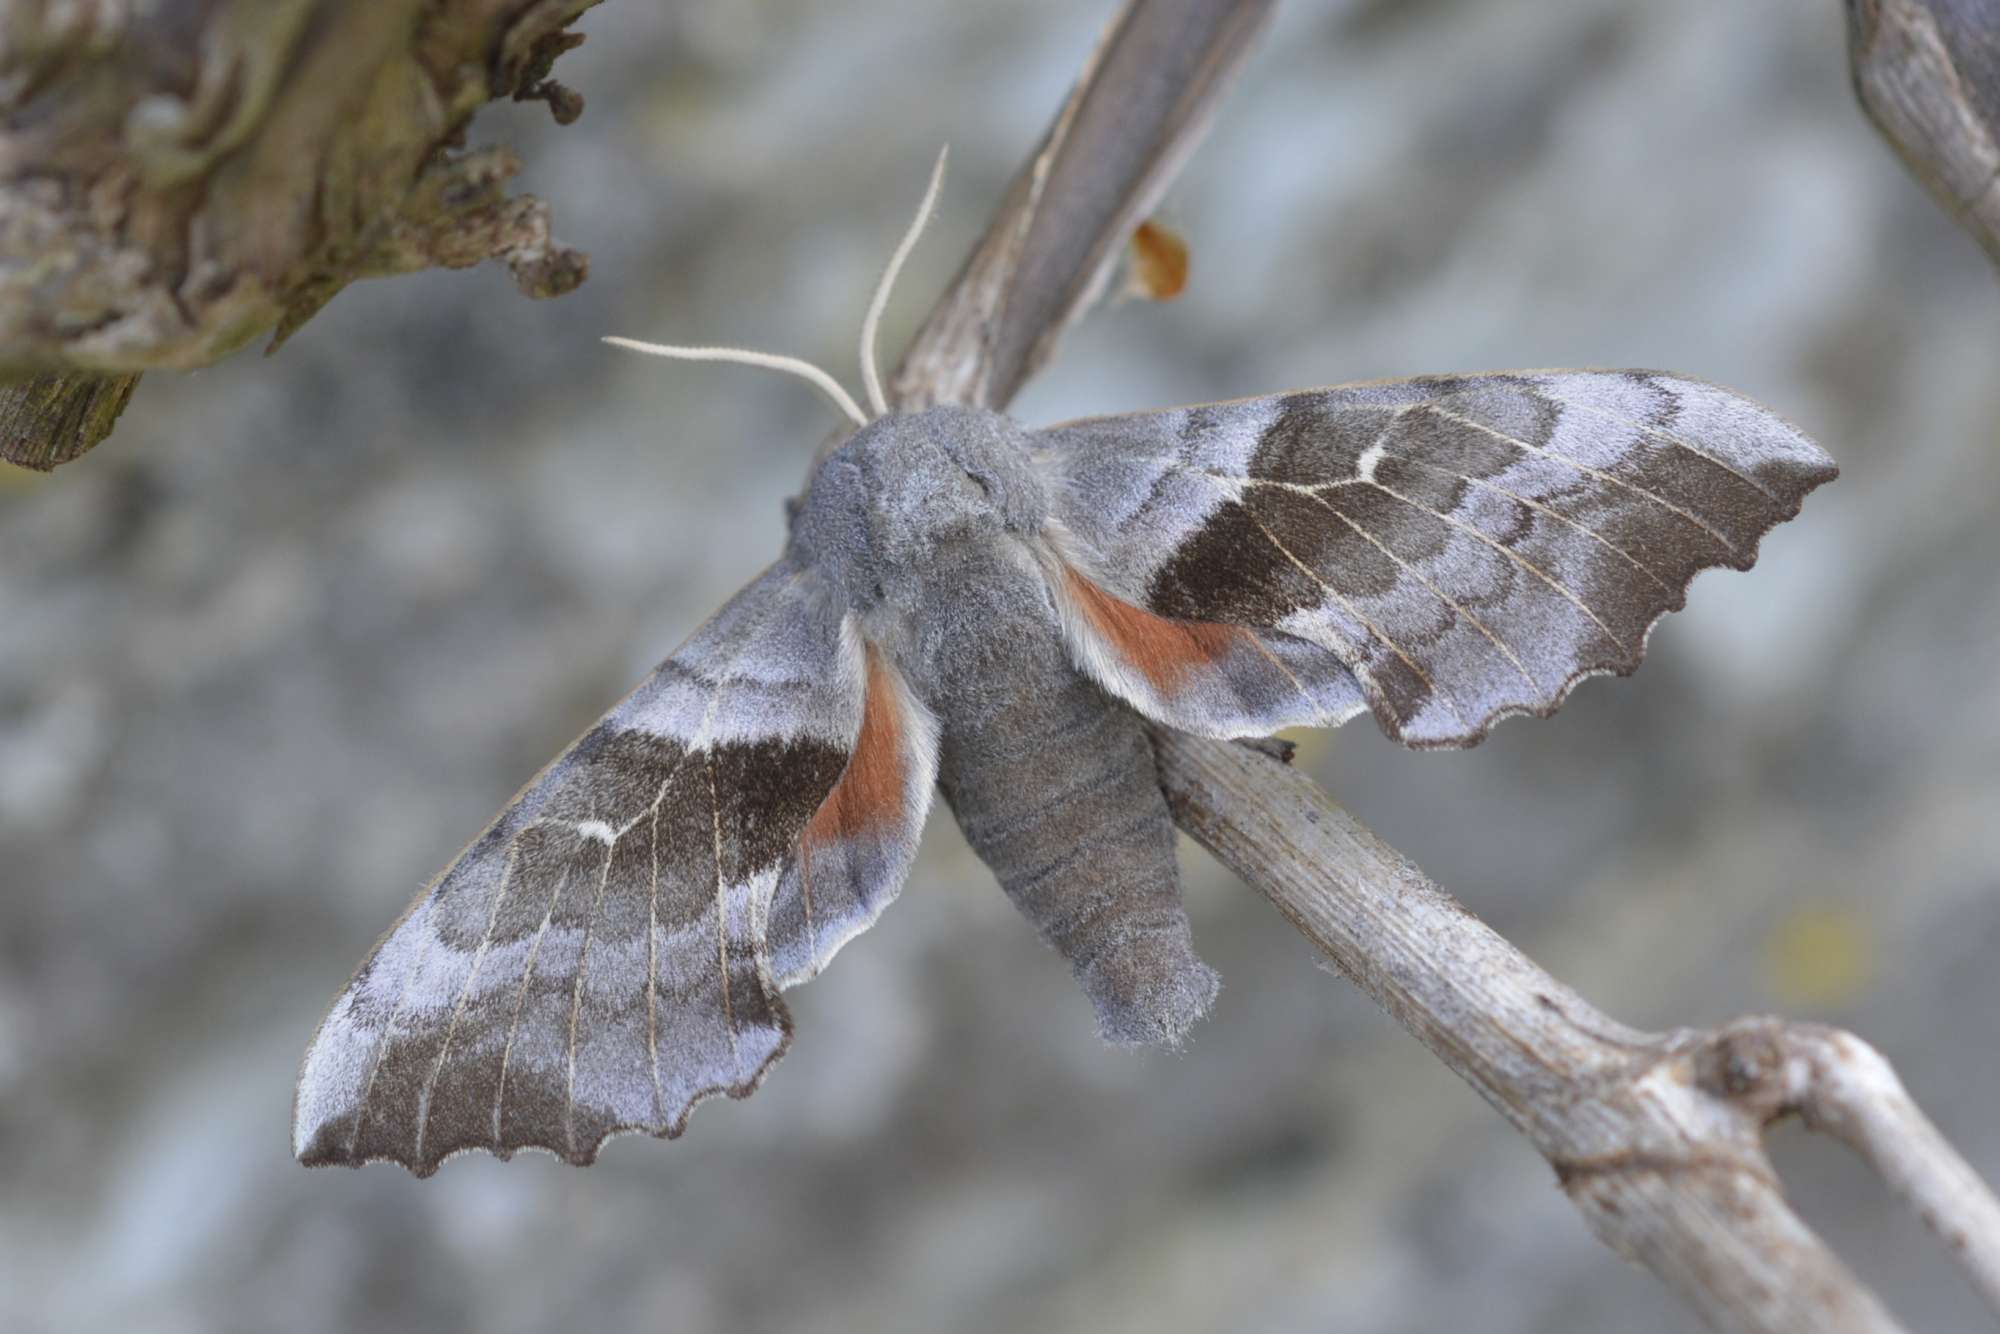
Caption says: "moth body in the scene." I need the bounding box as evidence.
[796,405,1216,1042]
[930,619,1217,1046]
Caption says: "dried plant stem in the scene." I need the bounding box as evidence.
[890,0,1276,412]
[1156,730,2000,1333]
[886,1,2000,1328]
[1847,0,2000,268]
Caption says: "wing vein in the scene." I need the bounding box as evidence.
[625,682,728,1127]
[413,841,523,1163]
[797,831,818,967]
[563,826,618,1156]
[647,794,664,1125]
[1366,450,1677,593]
[1363,479,1632,656]
[492,856,579,1147]
[1305,490,1543,696]
[1545,389,1782,503]
[1240,507,1471,731]
[1242,627,1323,716]
[706,752,740,1065]
[1425,406,1739,554]
[346,909,437,1158]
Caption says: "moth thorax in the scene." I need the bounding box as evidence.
[797,406,1048,605]
[879,405,1045,525]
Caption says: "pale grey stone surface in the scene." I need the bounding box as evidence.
[3,2,1997,1330]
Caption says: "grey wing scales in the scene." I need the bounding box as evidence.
[294,559,937,1175]
[1035,370,1836,747]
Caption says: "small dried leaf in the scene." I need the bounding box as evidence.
[1125,218,1190,301]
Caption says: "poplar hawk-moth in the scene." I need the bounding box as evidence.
[295,164,1836,1176]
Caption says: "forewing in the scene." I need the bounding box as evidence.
[1036,370,1836,747]
[294,559,937,1174]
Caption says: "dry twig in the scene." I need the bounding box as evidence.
[886,2,2000,1329]
[1847,0,2000,267]
[1155,732,2000,1333]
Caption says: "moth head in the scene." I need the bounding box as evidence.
[793,405,1045,611]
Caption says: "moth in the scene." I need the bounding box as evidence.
[295,155,1836,1174]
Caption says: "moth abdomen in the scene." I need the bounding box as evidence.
[928,564,1217,1048]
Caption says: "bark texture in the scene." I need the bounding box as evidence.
[0,0,600,467]
[0,369,139,469]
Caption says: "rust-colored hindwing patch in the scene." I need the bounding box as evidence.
[1064,567,1243,696]
[805,647,907,844]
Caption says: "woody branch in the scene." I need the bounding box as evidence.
[0,0,600,469]
[884,2,2000,1331]
[1846,0,2000,270]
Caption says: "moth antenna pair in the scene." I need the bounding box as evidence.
[603,146,949,428]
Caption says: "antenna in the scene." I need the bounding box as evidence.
[601,145,949,429]
[859,146,948,417]
[600,338,869,428]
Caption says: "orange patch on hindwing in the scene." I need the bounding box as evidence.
[804,647,906,845]
[1064,568,1242,694]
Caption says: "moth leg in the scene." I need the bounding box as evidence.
[938,672,1217,1047]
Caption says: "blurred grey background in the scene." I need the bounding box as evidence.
[4,1,1998,1330]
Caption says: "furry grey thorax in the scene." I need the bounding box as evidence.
[794,406,1047,602]
[792,405,1054,690]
